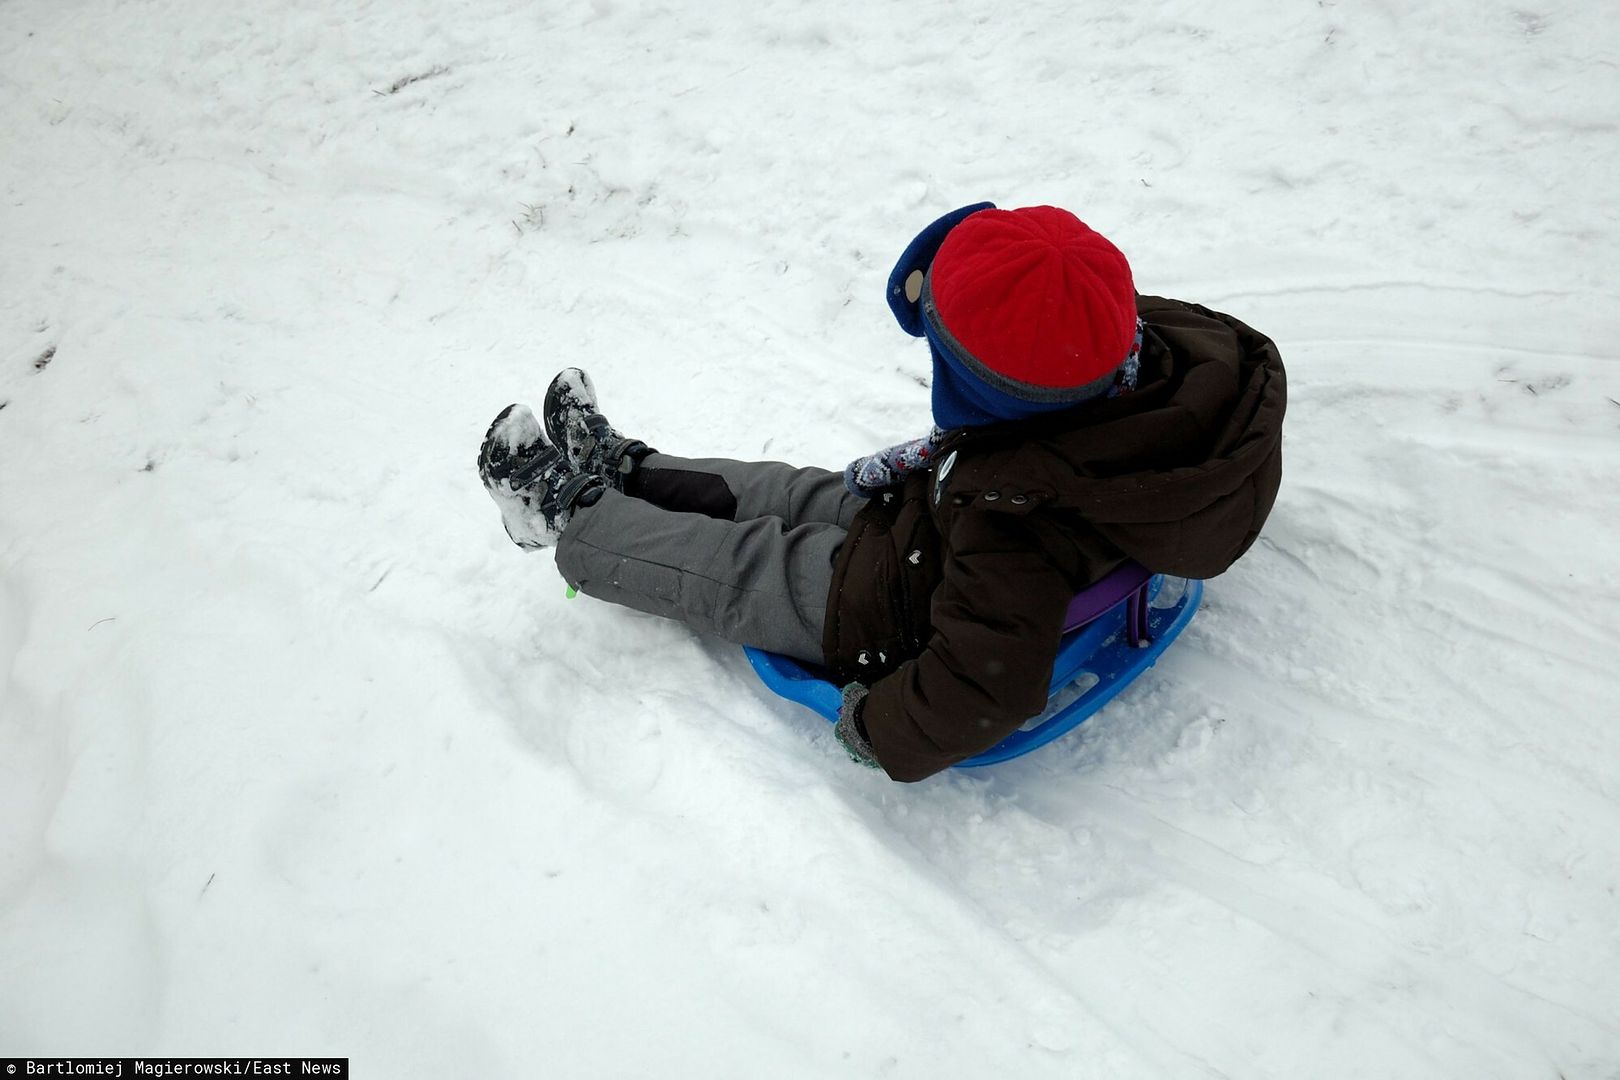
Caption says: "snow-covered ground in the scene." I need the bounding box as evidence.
[3,0,1619,1075]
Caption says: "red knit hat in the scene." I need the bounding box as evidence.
[924,206,1137,402]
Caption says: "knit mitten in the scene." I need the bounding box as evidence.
[835,684,880,770]
[844,429,945,497]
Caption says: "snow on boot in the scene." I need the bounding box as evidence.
[477,404,604,549]
[542,368,649,490]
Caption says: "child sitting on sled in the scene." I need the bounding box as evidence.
[477,203,1286,782]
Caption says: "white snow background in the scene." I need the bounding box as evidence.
[3,0,1619,1075]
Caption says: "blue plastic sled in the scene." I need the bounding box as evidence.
[745,562,1203,768]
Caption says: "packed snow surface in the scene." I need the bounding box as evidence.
[3,0,1619,1076]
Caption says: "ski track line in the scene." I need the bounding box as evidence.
[1408,592,1619,686]
[1007,815,1458,1079]
[983,872,1421,1079]
[1418,658,1577,744]
[728,672,1212,1078]
[1251,534,1335,587]
[719,686,1174,1074]
[1393,426,1620,464]
[1408,555,1620,670]
[1169,648,1620,834]
[992,933,1243,1080]
[1419,612,1620,712]
[914,765,1458,1078]
[872,801,1238,1080]
[1076,783,1620,1052]
[1286,336,1620,362]
[1199,280,1608,305]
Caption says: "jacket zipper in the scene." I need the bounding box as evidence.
[895,545,916,658]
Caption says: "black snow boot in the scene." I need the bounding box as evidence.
[542,368,651,491]
[477,403,604,549]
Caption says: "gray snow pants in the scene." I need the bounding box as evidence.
[554,453,865,665]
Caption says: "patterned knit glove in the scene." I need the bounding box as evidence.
[835,683,881,770]
[843,429,946,497]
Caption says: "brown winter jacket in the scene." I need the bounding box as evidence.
[822,295,1286,781]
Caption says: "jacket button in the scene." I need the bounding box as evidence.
[857,651,870,666]
[1010,494,1028,505]
[952,494,970,507]
[983,491,1000,502]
